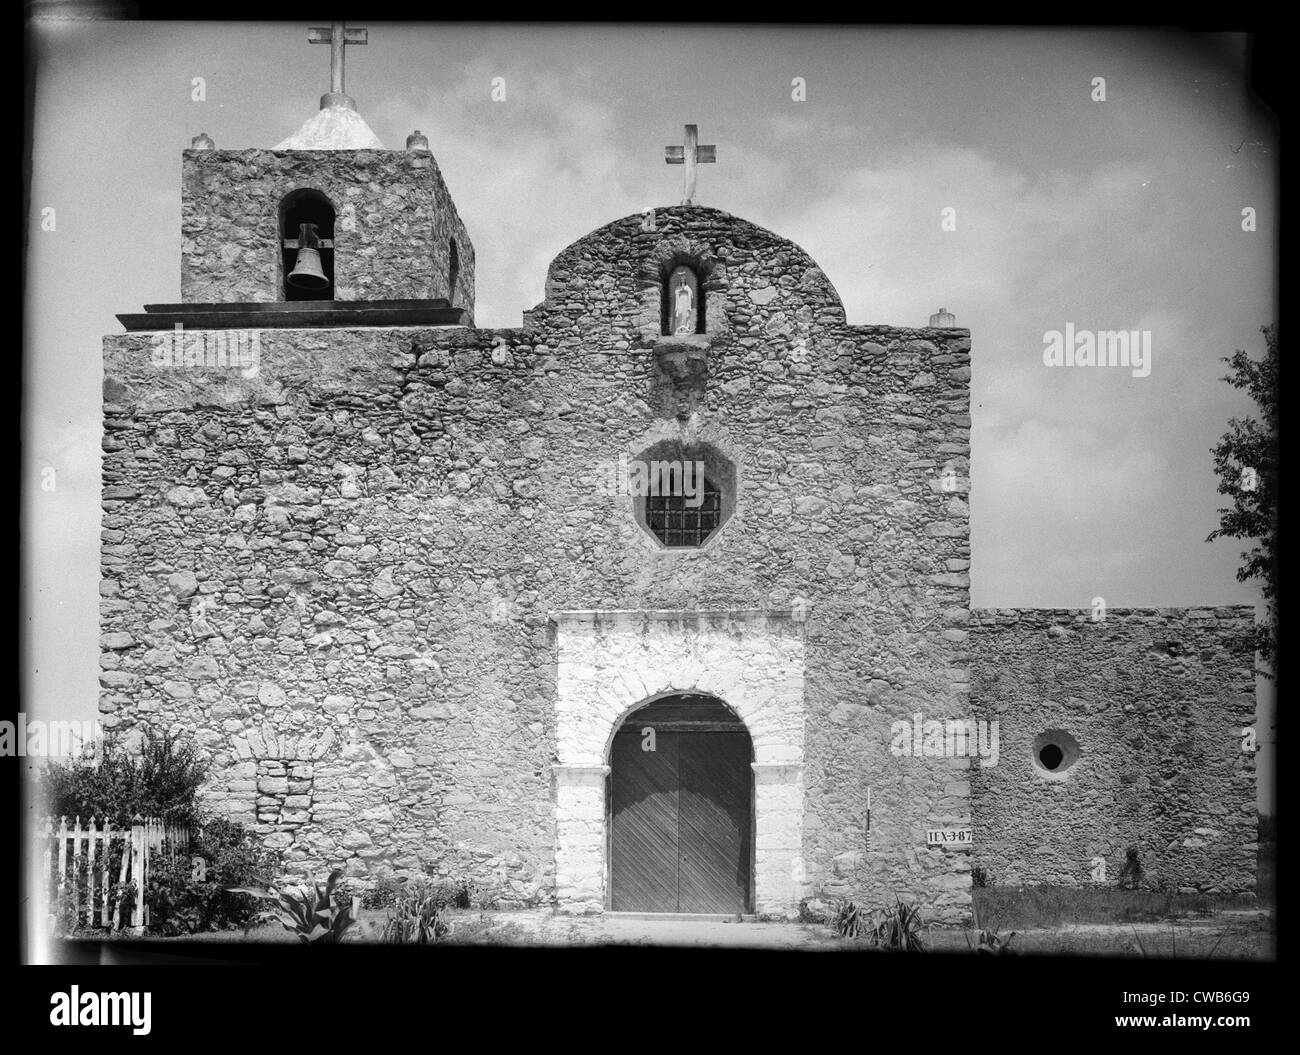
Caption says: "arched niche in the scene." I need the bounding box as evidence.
[635,235,727,342]
[664,264,703,335]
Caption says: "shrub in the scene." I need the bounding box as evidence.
[53,868,138,937]
[1257,813,1276,843]
[332,877,361,909]
[368,874,407,909]
[335,874,477,915]
[145,854,207,937]
[1118,846,1144,891]
[41,729,208,828]
[797,897,829,924]
[145,815,283,936]
[53,868,94,936]
[334,873,403,910]
[424,877,476,910]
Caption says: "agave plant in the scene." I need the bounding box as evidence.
[867,898,927,952]
[831,899,868,939]
[229,867,357,944]
[380,880,452,945]
[967,900,1015,954]
[972,927,1017,954]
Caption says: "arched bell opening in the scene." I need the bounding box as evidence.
[279,188,336,301]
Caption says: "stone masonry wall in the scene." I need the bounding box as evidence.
[968,607,1257,893]
[103,205,972,917]
[181,149,475,313]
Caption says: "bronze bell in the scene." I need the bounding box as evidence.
[287,222,328,291]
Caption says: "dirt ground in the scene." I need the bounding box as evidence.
[282,899,1258,956]
[439,910,844,949]
[437,907,1275,957]
[182,904,1273,957]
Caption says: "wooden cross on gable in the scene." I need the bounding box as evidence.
[665,124,716,206]
[309,21,368,97]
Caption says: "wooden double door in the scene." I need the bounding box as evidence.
[609,696,753,914]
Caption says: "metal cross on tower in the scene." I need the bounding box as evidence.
[308,21,368,102]
[665,124,717,206]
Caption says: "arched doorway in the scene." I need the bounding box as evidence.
[608,693,753,913]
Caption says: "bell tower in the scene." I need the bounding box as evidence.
[129,22,475,328]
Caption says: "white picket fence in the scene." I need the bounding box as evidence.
[39,816,191,934]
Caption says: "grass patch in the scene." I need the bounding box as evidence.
[930,922,1272,960]
[972,886,1260,930]
[441,912,543,947]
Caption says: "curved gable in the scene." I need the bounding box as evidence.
[527,206,846,339]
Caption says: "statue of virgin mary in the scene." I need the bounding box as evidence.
[671,266,697,335]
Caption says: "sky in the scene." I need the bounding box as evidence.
[22,23,1277,799]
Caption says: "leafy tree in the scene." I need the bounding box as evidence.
[40,728,208,826]
[1207,324,1278,671]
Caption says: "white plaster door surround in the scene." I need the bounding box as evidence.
[550,609,807,915]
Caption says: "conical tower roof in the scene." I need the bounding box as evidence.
[275,97,383,150]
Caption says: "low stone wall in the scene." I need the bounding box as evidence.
[968,607,1257,893]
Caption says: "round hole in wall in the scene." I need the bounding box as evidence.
[1031,729,1081,779]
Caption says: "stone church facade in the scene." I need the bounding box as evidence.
[97,92,1257,922]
